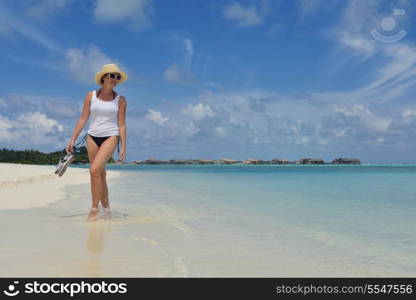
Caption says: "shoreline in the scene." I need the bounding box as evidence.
[0,162,414,277]
[0,162,122,210]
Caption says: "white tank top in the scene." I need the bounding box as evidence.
[87,89,120,137]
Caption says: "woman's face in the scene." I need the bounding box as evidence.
[102,73,120,88]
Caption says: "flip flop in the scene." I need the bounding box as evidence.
[55,153,75,177]
[55,153,72,174]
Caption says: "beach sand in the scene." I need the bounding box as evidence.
[0,163,120,210]
[0,163,191,277]
[1,163,413,277]
[0,162,320,277]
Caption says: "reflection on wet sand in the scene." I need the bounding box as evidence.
[85,221,112,276]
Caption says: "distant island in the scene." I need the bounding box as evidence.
[0,146,107,165]
[0,147,360,165]
[118,157,361,165]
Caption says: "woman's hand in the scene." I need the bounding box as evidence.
[119,147,126,161]
[66,139,75,154]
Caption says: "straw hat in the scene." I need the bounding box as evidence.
[95,63,128,85]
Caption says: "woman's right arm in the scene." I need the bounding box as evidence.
[66,92,92,153]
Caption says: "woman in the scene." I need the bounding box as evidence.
[66,63,127,222]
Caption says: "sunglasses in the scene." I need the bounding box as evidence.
[105,73,122,80]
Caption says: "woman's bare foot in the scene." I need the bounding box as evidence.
[103,207,112,219]
[87,207,99,222]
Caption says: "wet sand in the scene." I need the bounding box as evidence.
[1,163,413,277]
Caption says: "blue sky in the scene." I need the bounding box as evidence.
[1,0,416,163]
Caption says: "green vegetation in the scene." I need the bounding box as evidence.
[0,146,116,165]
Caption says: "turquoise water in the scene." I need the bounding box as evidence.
[68,164,416,276]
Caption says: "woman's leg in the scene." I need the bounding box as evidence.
[89,136,118,220]
[101,168,109,208]
[86,135,100,209]
[87,136,108,209]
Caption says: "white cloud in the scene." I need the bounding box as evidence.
[367,118,392,132]
[334,105,392,133]
[125,85,410,158]
[1,93,80,120]
[184,38,193,59]
[18,112,65,133]
[43,99,80,118]
[0,112,65,148]
[334,128,347,137]
[333,105,371,117]
[183,121,199,137]
[325,1,387,61]
[0,3,129,86]
[0,116,13,141]
[223,3,262,27]
[165,35,195,82]
[402,108,416,124]
[163,64,182,83]
[337,31,376,60]
[295,136,310,145]
[364,44,416,93]
[215,126,227,137]
[403,109,416,119]
[189,90,326,146]
[163,63,194,84]
[183,38,193,69]
[317,0,416,110]
[65,45,124,85]
[228,115,240,125]
[93,0,154,29]
[146,109,169,126]
[182,103,214,121]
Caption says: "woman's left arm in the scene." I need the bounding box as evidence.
[118,96,127,155]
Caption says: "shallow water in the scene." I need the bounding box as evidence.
[1,164,415,277]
